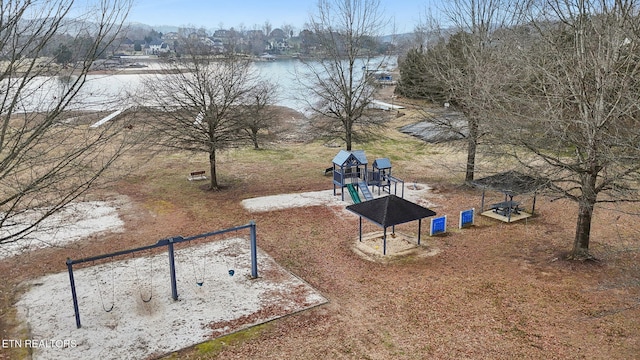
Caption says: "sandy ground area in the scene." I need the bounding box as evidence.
[352,230,443,262]
[240,183,435,213]
[15,238,327,360]
[0,197,127,260]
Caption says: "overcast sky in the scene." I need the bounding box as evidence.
[127,0,443,34]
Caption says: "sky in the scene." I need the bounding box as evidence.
[127,0,440,35]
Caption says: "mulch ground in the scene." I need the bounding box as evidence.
[1,97,639,359]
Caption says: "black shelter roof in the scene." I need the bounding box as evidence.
[471,171,547,196]
[346,195,436,228]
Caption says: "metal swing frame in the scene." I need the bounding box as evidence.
[66,221,258,329]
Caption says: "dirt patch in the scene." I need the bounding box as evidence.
[268,106,313,143]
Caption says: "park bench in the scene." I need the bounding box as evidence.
[188,170,208,181]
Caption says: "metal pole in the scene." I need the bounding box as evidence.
[66,258,82,329]
[532,192,537,215]
[168,237,179,301]
[250,221,258,279]
[359,217,362,242]
[418,219,422,246]
[383,227,387,255]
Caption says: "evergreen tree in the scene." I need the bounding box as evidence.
[395,46,447,102]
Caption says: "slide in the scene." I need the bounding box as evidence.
[346,183,361,204]
[357,182,374,201]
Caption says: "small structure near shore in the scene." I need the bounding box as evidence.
[90,106,131,128]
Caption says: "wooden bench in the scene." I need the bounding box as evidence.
[188,170,208,181]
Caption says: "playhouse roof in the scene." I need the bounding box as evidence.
[471,171,547,195]
[332,150,368,166]
[346,195,436,228]
[373,158,391,170]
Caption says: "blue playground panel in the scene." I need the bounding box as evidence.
[430,216,447,236]
[459,208,475,228]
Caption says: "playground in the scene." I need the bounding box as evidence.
[15,237,326,360]
[2,97,639,359]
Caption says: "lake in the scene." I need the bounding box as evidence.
[12,56,396,114]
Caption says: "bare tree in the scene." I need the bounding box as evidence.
[404,0,524,181]
[0,0,132,248]
[298,0,389,151]
[137,37,260,190]
[240,81,280,149]
[493,0,640,259]
[281,23,295,39]
[263,21,273,40]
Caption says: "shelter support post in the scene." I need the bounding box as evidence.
[532,192,537,215]
[67,258,81,329]
[481,190,485,212]
[359,217,362,242]
[383,227,387,256]
[418,219,422,246]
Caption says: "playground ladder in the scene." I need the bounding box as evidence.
[357,182,374,201]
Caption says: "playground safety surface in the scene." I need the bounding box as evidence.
[352,231,442,262]
[15,238,327,360]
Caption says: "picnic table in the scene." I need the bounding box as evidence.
[490,200,521,217]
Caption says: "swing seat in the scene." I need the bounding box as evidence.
[228,269,235,276]
[196,281,204,286]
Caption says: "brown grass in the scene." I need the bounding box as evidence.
[1,97,639,360]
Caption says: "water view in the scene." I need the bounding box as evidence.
[11,56,396,115]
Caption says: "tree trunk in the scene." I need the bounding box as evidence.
[209,150,218,190]
[465,118,479,182]
[345,121,353,151]
[571,174,598,260]
[572,199,595,259]
[252,129,259,149]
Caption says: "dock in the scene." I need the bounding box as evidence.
[370,100,405,111]
[90,107,129,128]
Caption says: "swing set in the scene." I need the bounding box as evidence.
[66,221,258,329]
[188,238,237,286]
[93,254,153,313]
